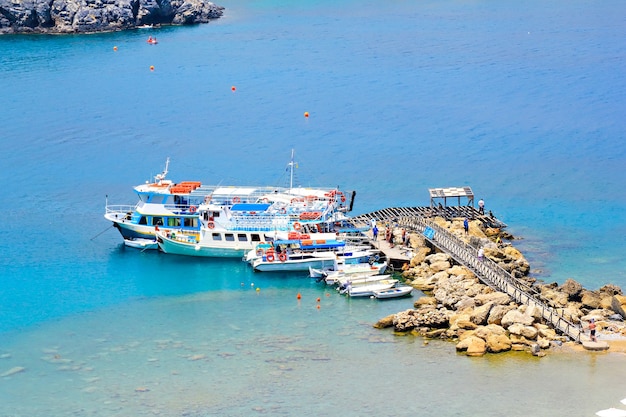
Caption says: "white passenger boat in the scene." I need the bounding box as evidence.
[372,285,414,299]
[106,152,359,256]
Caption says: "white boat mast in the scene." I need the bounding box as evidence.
[287,149,296,191]
[154,157,170,184]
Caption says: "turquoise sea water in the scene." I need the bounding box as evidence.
[1,0,626,415]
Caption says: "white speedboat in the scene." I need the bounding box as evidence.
[322,262,388,285]
[123,238,159,250]
[343,281,398,297]
[372,285,414,299]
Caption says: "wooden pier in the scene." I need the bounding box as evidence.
[348,206,587,343]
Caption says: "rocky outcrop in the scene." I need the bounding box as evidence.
[0,0,224,34]
[373,216,626,357]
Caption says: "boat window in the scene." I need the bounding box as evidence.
[167,217,181,227]
[138,216,147,225]
[212,233,222,241]
[251,234,261,242]
[149,195,165,204]
[237,234,247,242]
[212,212,220,218]
[225,234,235,242]
[183,217,197,228]
[152,217,163,226]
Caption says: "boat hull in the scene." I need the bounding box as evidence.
[252,257,337,272]
[156,232,249,257]
[124,238,158,250]
[373,286,414,299]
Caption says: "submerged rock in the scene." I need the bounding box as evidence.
[0,0,224,34]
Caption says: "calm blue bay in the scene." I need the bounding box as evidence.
[1,0,625,415]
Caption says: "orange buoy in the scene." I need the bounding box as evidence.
[231,86,236,91]
[150,65,155,71]
[113,46,118,51]
[316,305,320,309]
[325,293,330,297]
[316,297,321,303]
[297,293,301,300]
[304,112,309,118]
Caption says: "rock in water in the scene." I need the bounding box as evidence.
[0,0,225,34]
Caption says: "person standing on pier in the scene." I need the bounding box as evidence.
[463,217,469,234]
[372,225,378,241]
[478,199,485,215]
[588,318,597,342]
[478,247,484,261]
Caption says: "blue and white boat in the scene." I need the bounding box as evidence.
[105,158,209,247]
[244,233,350,272]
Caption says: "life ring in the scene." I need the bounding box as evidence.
[207,221,215,229]
[190,205,197,213]
[232,196,241,203]
[278,253,287,262]
[341,195,346,202]
[266,254,275,262]
[293,222,302,231]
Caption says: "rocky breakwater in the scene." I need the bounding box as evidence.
[374,217,626,357]
[0,0,224,34]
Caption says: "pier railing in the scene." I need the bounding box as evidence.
[398,216,583,342]
[349,207,583,342]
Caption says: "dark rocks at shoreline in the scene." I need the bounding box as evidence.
[0,0,224,34]
[374,216,626,357]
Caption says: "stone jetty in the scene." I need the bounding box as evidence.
[374,217,626,357]
[0,0,224,34]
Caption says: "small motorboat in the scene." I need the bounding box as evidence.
[147,37,158,45]
[372,285,414,299]
[124,238,158,250]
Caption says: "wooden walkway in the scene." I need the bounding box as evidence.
[349,207,585,343]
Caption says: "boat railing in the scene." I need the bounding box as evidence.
[105,204,136,214]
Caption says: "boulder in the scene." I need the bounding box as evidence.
[456,336,486,356]
[581,290,601,309]
[560,278,583,300]
[373,314,395,329]
[470,302,493,325]
[487,304,516,325]
[409,247,431,267]
[501,309,535,328]
[611,296,626,318]
[486,333,512,353]
[475,291,511,306]
[508,323,538,340]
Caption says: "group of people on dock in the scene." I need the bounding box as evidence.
[371,219,409,248]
